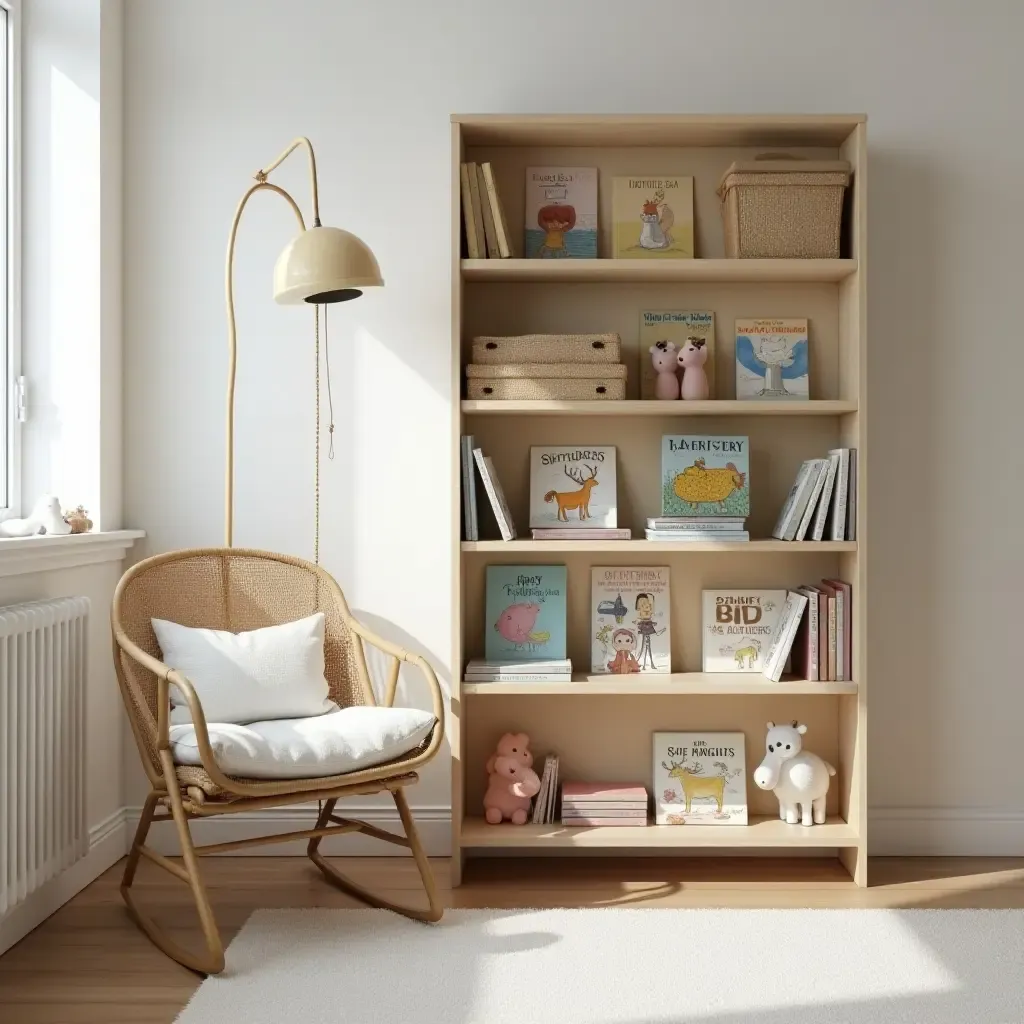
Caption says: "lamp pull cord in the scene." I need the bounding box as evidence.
[314,303,337,567]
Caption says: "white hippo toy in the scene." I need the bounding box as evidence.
[753,720,836,826]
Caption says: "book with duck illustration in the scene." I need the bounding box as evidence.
[529,446,617,529]
[612,176,694,258]
[591,566,671,675]
[660,435,750,517]
[485,565,567,662]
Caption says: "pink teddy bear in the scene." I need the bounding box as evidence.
[677,336,709,400]
[483,732,540,825]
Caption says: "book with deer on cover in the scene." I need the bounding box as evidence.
[591,566,671,675]
[702,590,787,673]
[484,565,567,663]
[653,732,747,825]
[661,435,749,518]
[529,446,617,529]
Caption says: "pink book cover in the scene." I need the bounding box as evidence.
[561,782,647,801]
[823,579,852,680]
[819,582,838,681]
[793,585,825,680]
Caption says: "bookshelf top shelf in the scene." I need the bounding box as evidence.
[462,399,857,417]
[461,258,857,284]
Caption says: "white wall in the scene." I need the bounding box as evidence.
[123,0,1024,853]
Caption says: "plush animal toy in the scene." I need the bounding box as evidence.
[753,721,836,826]
[678,337,709,400]
[484,733,539,824]
[0,495,73,538]
[649,340,679,400]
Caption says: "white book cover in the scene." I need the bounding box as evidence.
[530,446,617,529]
[702,590,787,672]
[654,732,747,825]
[473,449,516,541]
[762,591,809,681]
[591,566,671,674]
[771,460,825,541]
[795,460,830,540]
[828,448,851,540]
[811,453,840,541]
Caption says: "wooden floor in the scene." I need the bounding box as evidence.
[3,855,1024,1023]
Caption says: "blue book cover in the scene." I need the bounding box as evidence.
[485,564,567,662]
[661,435,750,517]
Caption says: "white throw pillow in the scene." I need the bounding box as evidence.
[153,613,334,725]
[169,705,436,779]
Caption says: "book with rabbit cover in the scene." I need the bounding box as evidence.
[485,565,567,663]
[529,446,617,529]
[661,435,749,517]
[524,167,598,259]
[612,176,694,258]
[639,310,716,400]
[735,318,809,399]
[701,590,787,673]
[653,732,747,825]
[591,566,671,675]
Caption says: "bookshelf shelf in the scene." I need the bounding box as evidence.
[463,540,857,554]
[461,257,857,284]
[462,399,858,417]
[462,673,858,696]
[451,113,868,889]
[461,816,859,849]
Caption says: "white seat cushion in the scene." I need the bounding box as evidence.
[153,613,334,725]
[169,705,437,779]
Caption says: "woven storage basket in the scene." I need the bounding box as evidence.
[466,362,626,401]
[471,333,621,365]
[717,156,851,258]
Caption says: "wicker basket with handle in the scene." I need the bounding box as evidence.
[717,155,851,258]
[466,362,626,401]
[471,333,621,365]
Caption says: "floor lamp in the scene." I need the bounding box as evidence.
[225,137,382,561]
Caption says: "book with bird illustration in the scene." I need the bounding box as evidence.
[660,435,750,517]
[591,566,671,675]
[653,732,747,825]
[701,590,787,673]
[612,176,694,258]
[524,167,598,259]
[529,446,617,529]
[638,310,716,400]
[485,565,567,662]
[735,318,810,399]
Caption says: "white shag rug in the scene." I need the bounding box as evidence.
[176,908,1024,1024]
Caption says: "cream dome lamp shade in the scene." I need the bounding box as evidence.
[274,224,384,305]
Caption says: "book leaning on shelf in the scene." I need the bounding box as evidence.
[472,447,516,541]
[531,754,560,825]
[459,161,512,259]
[761,590,809,682]
[772,448,857,541]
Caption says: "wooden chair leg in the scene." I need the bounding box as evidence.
[308,786,443,923]
[120,758,226,976]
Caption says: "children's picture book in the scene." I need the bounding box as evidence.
[591,567,671,674]
[653,732,747,825]
[701,590,787,673]
[735,318,809,399]
[660,435,749,517]
[762,590,809,682]
[612,177,694,258]
[638,310,716,400]
[485,565,567,663]
[524,167,597,259]
[529,446,617,529]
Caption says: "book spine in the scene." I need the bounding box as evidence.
[829,449,850,541]
[763,594,807,681]
[459,163,481,259]
[468,437,479,541]
[772,464,814,540]
[475,164,500,258]
[466,675,573,683]
[773,596,807,682]
[795,462,828,541]
[480,162,512,258]
[466,162,487,259]
[806,592,819,680]
[532,757,553,824]
[833,588,845,680]
[646,531,749,542]
[817,593,827,681]
[827,596,837,681]
[561,817,648,827]
[811,455,839,541]
[645,521,744,533]
[460,437,478,542]
[473,449,512,541]
[846,449,858,541]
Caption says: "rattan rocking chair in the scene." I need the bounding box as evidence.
[112,547,445,975]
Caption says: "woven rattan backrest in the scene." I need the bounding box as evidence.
[113,549,367,779]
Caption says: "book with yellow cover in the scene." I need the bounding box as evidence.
[612,176,694,258]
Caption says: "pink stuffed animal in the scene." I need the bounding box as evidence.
[484,732,540,824]
[648,340,680,400]
[678,337,709,400]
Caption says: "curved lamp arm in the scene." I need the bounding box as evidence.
[256,137,321,226]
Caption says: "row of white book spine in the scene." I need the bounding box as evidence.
[772,448,857,542]
[460,161,512,259]
[531,755,560,825]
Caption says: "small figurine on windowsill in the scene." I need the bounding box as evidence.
[63,506,93,534]
[0,495,73,538]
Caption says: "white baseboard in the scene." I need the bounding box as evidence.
[869,807,1024,856]
[0,808,129,956]
[130,803,452,858]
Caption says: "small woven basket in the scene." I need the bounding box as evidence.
[466,362,626,401]
[471,333,621,365]
[718,156,851,258]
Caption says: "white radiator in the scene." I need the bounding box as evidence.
[0,597,89,919]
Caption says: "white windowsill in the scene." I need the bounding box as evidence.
[0,529,145,577]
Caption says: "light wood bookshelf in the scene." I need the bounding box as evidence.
[450,113,867,887]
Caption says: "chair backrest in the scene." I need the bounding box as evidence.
[112,548,369,784]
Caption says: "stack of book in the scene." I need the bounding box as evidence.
[533,527,631,541]
[465,659,572,684]
[560,782,649,827]
[760,579,852,681]
[459,161,512,259]
[645,516,749,542]
[531,754,560,824]
[772,448,857,542]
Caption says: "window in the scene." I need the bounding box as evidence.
[0,0,18,516]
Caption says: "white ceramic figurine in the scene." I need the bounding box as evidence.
[753,720,836,826]
[0,494,73,538]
